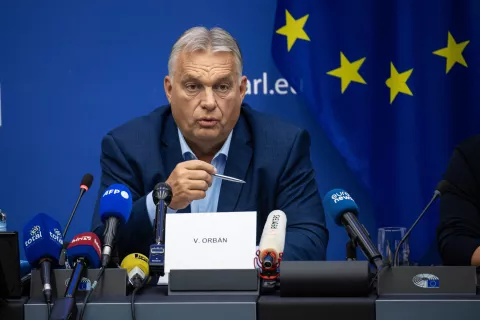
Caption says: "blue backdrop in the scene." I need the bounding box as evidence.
[2,0,472,263]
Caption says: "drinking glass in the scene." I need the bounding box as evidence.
[377,227,409,266]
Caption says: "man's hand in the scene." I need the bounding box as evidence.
[166,160,216,210]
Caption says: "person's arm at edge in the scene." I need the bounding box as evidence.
[276,129,329,261]
[437,144,480,266]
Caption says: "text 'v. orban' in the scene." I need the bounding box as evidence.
[193,237,228,244]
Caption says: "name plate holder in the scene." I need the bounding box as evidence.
[30,268,127,300]
[168,269,259,296]
[377,266,477,296]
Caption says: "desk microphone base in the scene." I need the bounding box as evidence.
[377,266,477,296]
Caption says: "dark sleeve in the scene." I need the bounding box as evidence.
[91,134,153,261]
[437,140,480,266]
[275,129,329,261]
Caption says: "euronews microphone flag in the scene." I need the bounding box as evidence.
[272,0,480,263]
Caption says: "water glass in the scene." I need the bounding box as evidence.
[377,227,409,266]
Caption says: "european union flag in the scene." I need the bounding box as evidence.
[427,279,440,288]
[272,0,480,263]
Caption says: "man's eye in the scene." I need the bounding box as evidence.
[216,84,230,92]
[185,84,199,91]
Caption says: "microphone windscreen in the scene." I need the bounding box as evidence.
[436,180,450,195]
[80,173,94,190]
[121,253,150,281]
[153,182,173,206]
[259,210,287,257]
[67,232,101,268]
[23,213,64,267]
[323,189,359,226]
[99,183,133,224]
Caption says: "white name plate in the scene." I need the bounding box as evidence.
[164,211,257,273]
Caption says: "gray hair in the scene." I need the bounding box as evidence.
[168,26,243,82]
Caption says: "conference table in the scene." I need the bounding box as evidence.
[4,290,480,320]
[13,287,377,320]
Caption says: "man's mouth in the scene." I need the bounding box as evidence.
[198,118,219,127]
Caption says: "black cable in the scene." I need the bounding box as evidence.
[47,302,52,319]
[77,266,105,320]
[130,276,149,320]
[130,287,140,320]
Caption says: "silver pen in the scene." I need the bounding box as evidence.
[212,173,246,184]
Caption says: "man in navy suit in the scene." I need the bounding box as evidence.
[91,26,329,261]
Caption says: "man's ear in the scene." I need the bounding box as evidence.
[239,75,248,100]
[164,75,173,103]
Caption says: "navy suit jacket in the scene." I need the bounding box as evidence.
[91,104,329,261]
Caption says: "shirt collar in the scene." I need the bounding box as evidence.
[177,127,233,161]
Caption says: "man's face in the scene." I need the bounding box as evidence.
[164,50,247,150]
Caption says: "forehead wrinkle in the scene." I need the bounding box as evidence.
[181,64,235,83]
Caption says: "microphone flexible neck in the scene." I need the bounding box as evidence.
[393,190,440,266]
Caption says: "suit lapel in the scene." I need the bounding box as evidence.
[217,113,252,212]
[160,110,184,185]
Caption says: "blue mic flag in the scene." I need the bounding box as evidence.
[100,183,132,224]
[23,213,64,266]
[272,0,480,263]
[323,189,359,226]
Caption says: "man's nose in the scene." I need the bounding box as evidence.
[202,87,216,110]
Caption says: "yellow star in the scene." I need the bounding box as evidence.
[327,52,367,93]
[385,62,413,104]
[276,10,310,52]
[433,31,469,74]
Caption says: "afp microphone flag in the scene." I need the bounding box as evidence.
[272,0,480,263]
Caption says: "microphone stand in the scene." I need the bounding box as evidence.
[255,251,283,294]
[346,239,357,261]
[149,183,172,278]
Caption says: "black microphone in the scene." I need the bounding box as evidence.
[324,189,385,270]
[149,182,173,277]
[58,173,94,266]
[393,180,449,266]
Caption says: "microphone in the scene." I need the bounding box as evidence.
[49,232,101,320]
[393,180,449,266]
[323,189,384,270]
[121,253,150,320]
[120,253,150,289]
[23,213,64,311]
[149,182,173,277]
[254,210,287,292]
[99,184,132,268]
[59,173,94,266]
